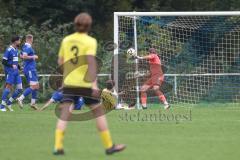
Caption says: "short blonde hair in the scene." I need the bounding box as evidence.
[26,34,33,40]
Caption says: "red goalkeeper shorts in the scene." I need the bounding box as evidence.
[145,74,164,86]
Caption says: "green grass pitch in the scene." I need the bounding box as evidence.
[0,103,239,160]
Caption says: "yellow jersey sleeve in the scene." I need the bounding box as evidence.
[58,40,65,58]
[85,39,97,56]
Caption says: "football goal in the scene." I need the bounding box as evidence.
[114,12,240,108]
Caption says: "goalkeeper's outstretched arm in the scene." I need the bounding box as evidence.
[135,48,157,60]
[135,55,153,60]
[39,99,55,111]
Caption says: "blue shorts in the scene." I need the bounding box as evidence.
[24,70,38,85]
[51,91,63,102]
[6,70,22,85]
[74,97,84,110]
[52,91,84,110]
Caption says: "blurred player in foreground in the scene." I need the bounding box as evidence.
[53,13,125,155]
[135,48,170,109]
[39,89,84,111]
[17,34,39,110]
[0,36,22,112]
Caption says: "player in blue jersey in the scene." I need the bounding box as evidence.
[39,89,84,111]
[17,34,39,110]
[0,36,23,112]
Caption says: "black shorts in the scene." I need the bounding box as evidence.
[61,87,100,105]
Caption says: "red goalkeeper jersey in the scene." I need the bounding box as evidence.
[148,53,163,76]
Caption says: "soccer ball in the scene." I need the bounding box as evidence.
[127,48,136,57]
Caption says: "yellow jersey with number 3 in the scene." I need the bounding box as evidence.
[58,32,97,88]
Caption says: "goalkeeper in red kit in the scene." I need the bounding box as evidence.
[135,48,170,109]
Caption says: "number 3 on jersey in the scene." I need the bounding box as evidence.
[70,46,79,64]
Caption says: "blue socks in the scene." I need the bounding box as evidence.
[2,88,38,106]
[31,89,38,104]
[19,88,38,105]
[12,89,23,99]
[32,89,38,100]
[23,87,33,97]
[1,88,11,104]
[7,89,23,105]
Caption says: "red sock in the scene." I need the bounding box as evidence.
[141,93,147,107]
[158,95,167,104]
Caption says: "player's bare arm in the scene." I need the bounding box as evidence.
[58,57,64,66]
[39,100,53,111]
[21,53,38,60]
[84,55,97,83]
[136,55,153,60]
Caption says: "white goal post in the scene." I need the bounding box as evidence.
[114,12,240,107]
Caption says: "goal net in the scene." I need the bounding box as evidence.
[114,12,240,107]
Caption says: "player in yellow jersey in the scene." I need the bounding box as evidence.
[53,12,126,155]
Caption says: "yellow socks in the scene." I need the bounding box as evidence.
[55,129,64,150]
[55,129,112,150]
[100,130,113,149]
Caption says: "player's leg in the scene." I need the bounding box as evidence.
[29,84,39,110]
[1,73,14,111]
[54,103,72,155]
[140,82,151,109]
[153,76,170,109]
[7,87,22,106]
[17,70,39,110]
[17,71,32,107]
[87,98,126,155]
[1,84,12,112]
[30,70,39,108]
[53,96,73,155]
[7,75,23,111]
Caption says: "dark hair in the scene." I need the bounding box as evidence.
[11,36,20,43]
[149,48,157,54]
[106,80,115,90]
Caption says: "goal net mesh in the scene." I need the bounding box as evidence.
[115,15,240,106]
